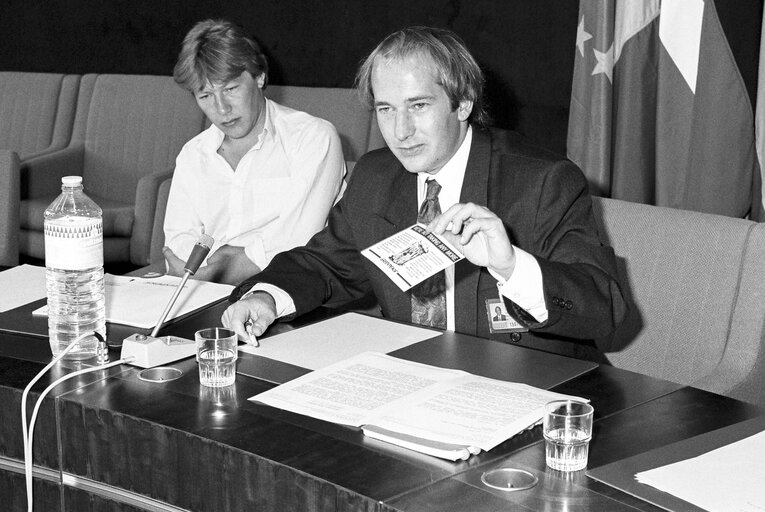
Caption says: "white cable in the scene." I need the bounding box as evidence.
[21,331,89,508]
[22,332,134,512]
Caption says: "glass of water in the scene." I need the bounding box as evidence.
[195,328,238,387]
[543,400,593,472]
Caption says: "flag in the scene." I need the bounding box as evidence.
[757,4,765,215]
[568,0,760,219]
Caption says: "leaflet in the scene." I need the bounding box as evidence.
[361,224,464,291]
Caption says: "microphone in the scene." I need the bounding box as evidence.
[121,235,215,368]
[184,233,214,275]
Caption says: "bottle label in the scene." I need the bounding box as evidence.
[44,217,104,270]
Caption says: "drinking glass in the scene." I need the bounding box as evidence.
[543,400,593,471]
[195,328,237,387]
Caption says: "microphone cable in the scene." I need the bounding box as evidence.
[21,332,135,512]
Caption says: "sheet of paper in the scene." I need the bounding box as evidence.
[0,264,47,312]
[252,352,465,426]
[635,429,765,512]
[361,224,464,291]
[369,374,585,451]
[33,274,233,329]
[238,312,440,370]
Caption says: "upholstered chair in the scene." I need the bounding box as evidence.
[18,74,206,267]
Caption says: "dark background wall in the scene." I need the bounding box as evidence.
[0,0,761,157]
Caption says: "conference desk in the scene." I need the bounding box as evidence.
[0,298,762,511]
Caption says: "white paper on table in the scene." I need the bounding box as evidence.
[33,274,233,329]
[635,430,765,512]
[251,351,585,455]
[0,264,47,312]
[238,312,439,370]
[252,352,461,427]
[361,224,464,291]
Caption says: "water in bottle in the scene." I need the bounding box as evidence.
[44,176,106,360]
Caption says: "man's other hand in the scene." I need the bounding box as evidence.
[162,245,260,285]
[205,245,261,285]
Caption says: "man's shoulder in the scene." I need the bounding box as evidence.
[485,127,566,163]
[483,127,585,185]
[268,99,337,136]
[177,124,218,156]
[355,146,397,168]
[351,146,401,179]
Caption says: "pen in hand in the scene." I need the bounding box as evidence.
[245,319,260,348]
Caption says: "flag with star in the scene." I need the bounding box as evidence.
[568,0,760,218]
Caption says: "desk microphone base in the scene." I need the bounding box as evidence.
[121,333,196,368]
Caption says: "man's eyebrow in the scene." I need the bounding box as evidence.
[406,95,436,103]
[373,95,436,107]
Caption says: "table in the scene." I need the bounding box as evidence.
[1,300,762,511]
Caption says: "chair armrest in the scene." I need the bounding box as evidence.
[131,168,175,266]
[20,144,85,200]
[0,150,20,266]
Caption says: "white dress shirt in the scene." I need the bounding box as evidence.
[259,125,548,326]
[164,98,346,269]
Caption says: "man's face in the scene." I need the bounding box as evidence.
[371,54,472,175]
[194,71,266,143]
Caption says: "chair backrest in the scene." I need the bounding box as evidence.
[592,196,765,405]
[265,85,385,164]
[72,74,206,203]
[0,150,20,266]
[0,72,79,158]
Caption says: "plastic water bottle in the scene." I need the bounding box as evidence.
[44,176,106,360]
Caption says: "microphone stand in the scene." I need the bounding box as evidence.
[120,235,214,368]
[149,270,192,338]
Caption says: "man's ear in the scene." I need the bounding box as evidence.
[457,100,473,122]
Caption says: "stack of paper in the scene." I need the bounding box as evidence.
[251,352,585,460]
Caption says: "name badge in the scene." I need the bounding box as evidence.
[486,298,528,334]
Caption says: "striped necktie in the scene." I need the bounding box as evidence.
[410,179,447,329]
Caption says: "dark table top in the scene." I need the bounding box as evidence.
[1,297,762,512]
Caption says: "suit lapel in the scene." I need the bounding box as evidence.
[455,128,492,334]
[375,162,418,322]
[378,163,417,229]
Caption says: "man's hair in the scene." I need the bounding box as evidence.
[173,19,268,93]
[354,26,489,127]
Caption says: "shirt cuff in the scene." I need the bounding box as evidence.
[242,283,296,318]
[489,247,548,323]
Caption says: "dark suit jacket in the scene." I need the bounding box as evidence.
[232,127,627,361]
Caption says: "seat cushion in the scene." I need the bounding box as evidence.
[20,195,133,237]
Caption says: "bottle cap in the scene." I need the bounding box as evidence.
[62,176,83,185]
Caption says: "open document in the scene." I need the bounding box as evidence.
[251,352,585,461]
[33,274,233,329]
[635,430,765,512]
[361,224,464,291]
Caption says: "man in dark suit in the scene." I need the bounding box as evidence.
[222,26,627,361]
